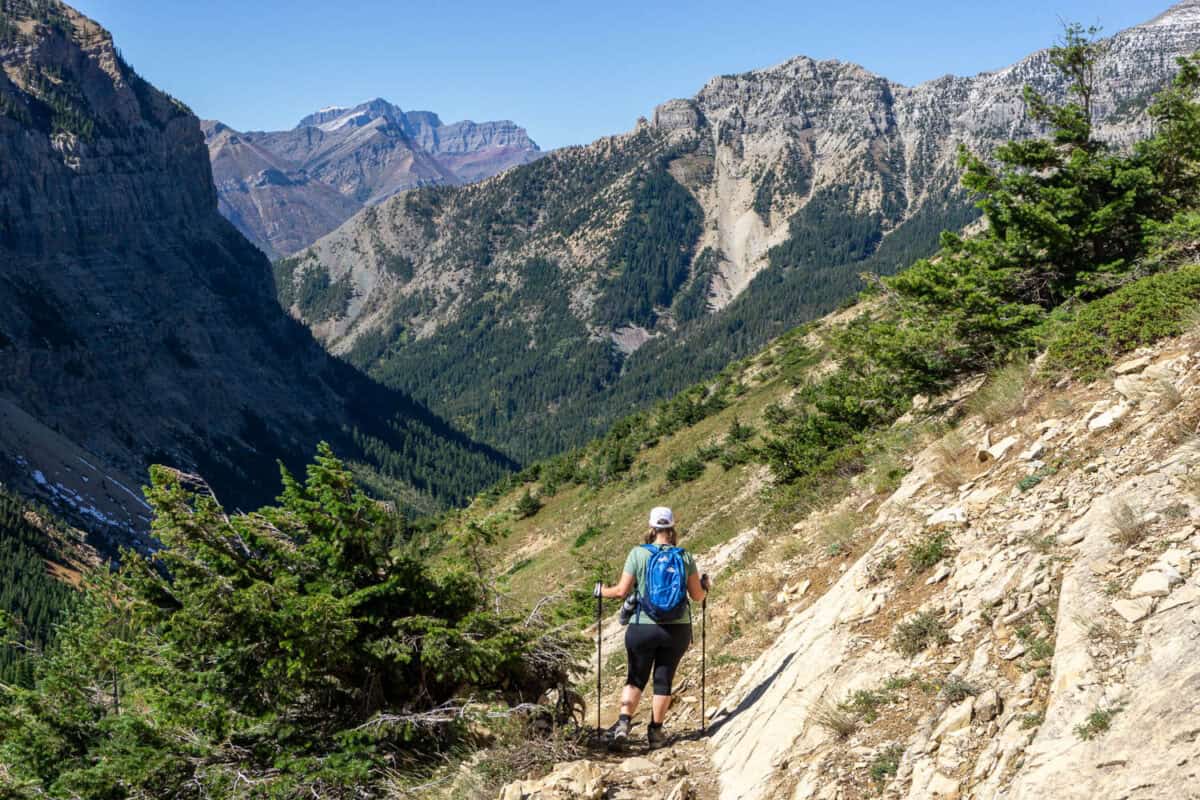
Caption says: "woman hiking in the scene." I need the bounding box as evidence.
[594,506,709,749]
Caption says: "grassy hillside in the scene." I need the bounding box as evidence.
[459,325,816,616]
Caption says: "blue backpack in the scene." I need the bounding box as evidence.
[639,544,689,622]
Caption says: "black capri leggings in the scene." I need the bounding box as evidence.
[625,622,693,696]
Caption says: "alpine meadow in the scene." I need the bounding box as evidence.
[3,1,1200,799]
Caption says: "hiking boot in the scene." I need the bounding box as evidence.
[610,716,630,744]
[647,723,667,750]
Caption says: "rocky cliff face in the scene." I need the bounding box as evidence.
[0,0,511,546]
[280,1,1200,463]
[205,99,542,258]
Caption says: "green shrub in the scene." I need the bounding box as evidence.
[1015,623,1056,665]
[894,611,950,657]
[939,675,979,703]
[666,456,706,485]
[718,444,755,471]
[908,531,951,573]
[840,688,897,722]
[573,520,606,549]
[514,489,543,519]
[1017,467,1057,492]
[1042,265,1200,378]
[1075,707,1119,741]
[1021,711,1046,729]
[869,744,904,785]
[727,416,757,443]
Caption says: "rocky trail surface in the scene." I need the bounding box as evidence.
[498,327,1200,800]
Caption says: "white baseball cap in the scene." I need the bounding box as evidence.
[649,506,675,529]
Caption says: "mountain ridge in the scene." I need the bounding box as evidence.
[205,96,542,258]
[278,1,1200,463]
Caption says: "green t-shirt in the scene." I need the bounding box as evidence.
[623,544,698,625]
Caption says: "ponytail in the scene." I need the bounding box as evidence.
[645,527,677,546]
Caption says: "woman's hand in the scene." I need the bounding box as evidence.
[598,573,635,600]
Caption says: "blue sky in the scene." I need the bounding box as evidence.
[73,0,1170,149]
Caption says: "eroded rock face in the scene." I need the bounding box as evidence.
[699,333,1200,800]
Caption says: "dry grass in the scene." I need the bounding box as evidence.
[387,719,587,799]
[1156,378,1183,411]
[819,510,866,557]
[1079,615,1135,652]
[1109,500,1149,547]
[811,698,859,739]
[932,429,974,490]
[864,549,899,585]
[865,449,906,495]
[968,362,1029,425]
[1163,416,1199,446]
[1186,469,1200,500]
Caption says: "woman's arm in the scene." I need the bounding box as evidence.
[600,572,635,600]
[687,571,708,602]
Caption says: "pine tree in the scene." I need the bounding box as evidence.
[0,445,578,798]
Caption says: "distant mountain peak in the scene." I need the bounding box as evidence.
[208,97,542,257]
[295,98,403,130]
[1146,0,1200,27]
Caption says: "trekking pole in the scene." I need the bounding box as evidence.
[701,594,707,734]
[596,590,603,736]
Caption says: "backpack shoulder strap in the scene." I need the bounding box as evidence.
[641,543,660,555]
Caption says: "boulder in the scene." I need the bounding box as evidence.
[1164,544,1193,565]
[927,772,962,798]
[1111,596,1155,623]
[1018,439,1046,461]
[964,486,1003,513]
[933,698,975,741]
[665,778,692,800]
[926,564,952,585]
[502,761,606,800]
[1157,583,1200,614]
[1113,374,1155,403]
[1130,571,1173,598]
[983,435,1020,462]
[1112,355,1152,375]
[975,689,1002,722]
[928,507,968,529]
[1088,403,1130,432]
